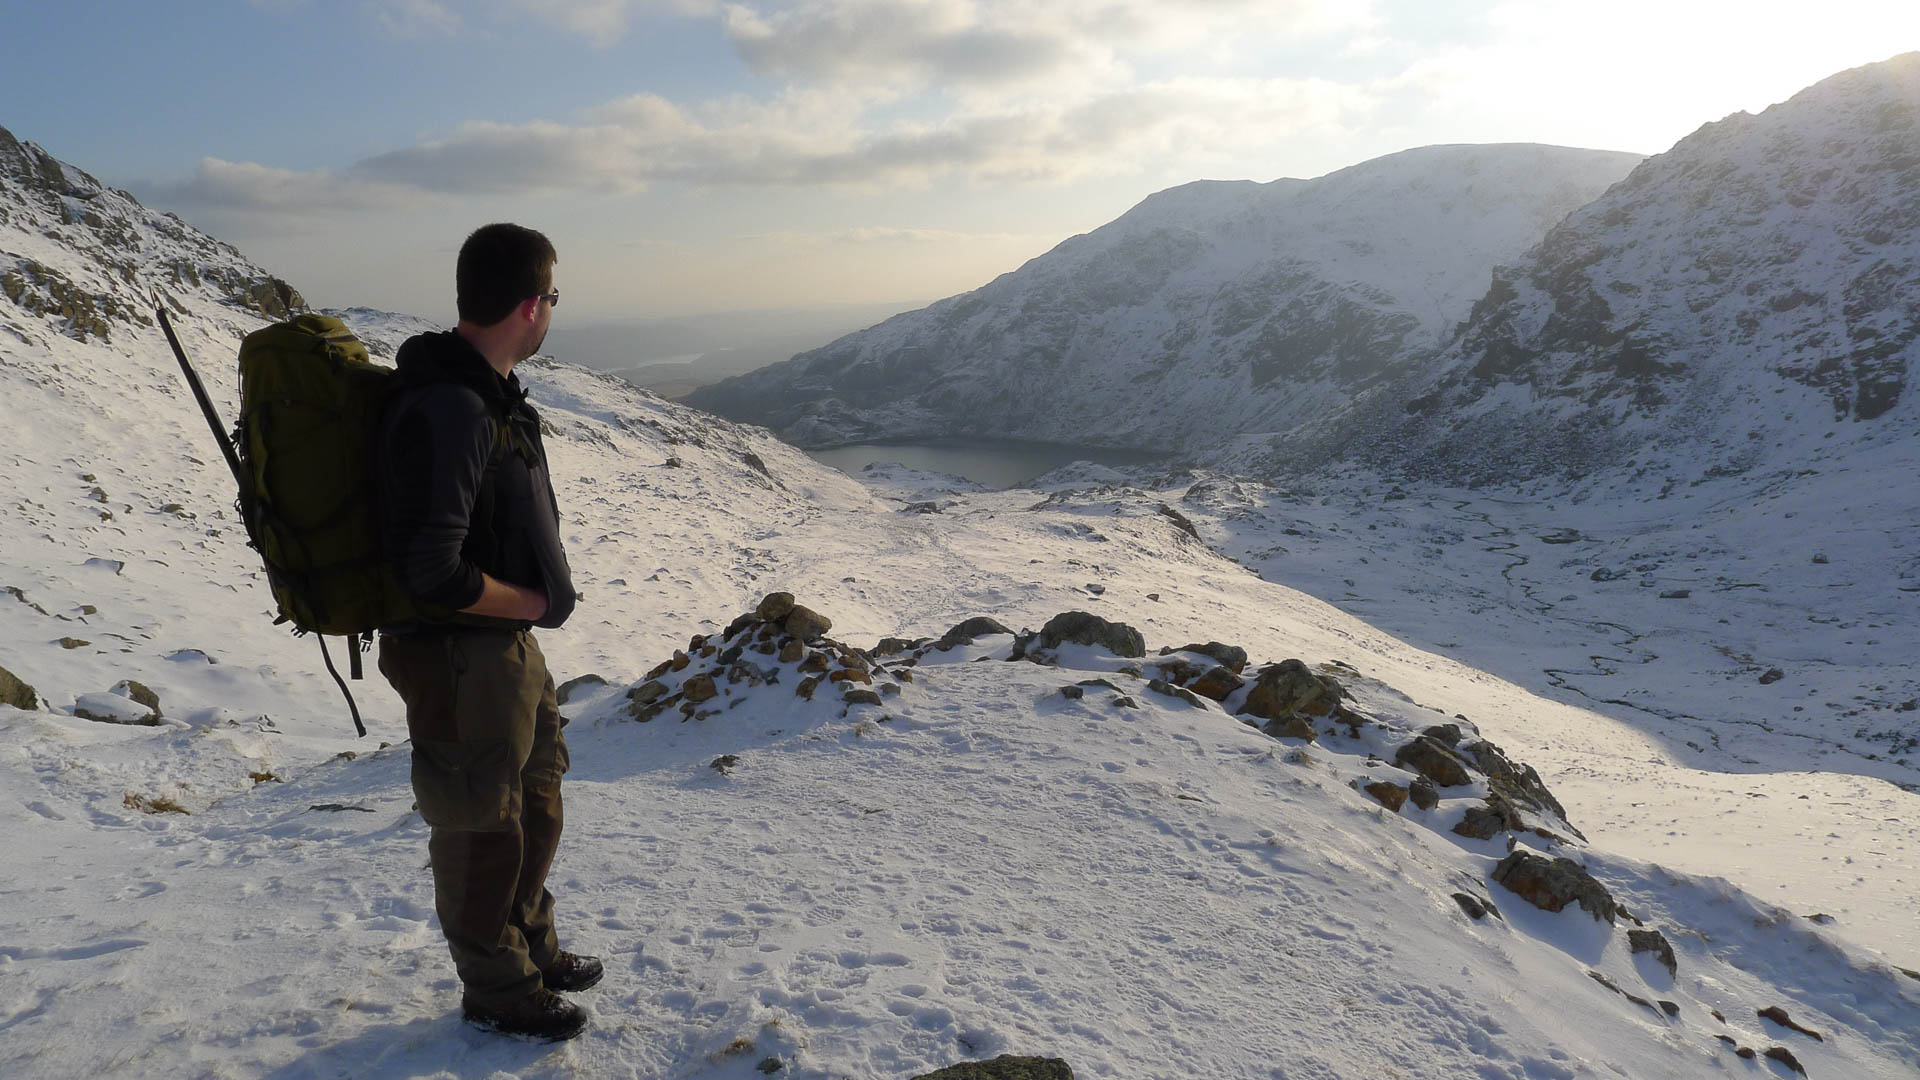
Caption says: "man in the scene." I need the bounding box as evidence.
[375,223,598,1041]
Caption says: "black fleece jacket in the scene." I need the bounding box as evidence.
[377,330,576,630]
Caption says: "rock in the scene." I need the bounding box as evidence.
[1491,851,1617,923]
[0,663,39,710]
[872,636,924,656]
[1762,1047,1806,1075]
[1658,1000,1679,1016]
[756,592,796,621]
[556,674,608,704]
[1146,679,1207,709]
[1364,781,1408,812]
[1628,929,1677,977]
[796,675,822,700]
[74,691,158,726]
[910,1056,1075,1080]
[1590,567,1623,582]
[1452,797,1517,839]
[1408,777,1439,810]
[800,652,832,673]
[58,637,90,650]
[1239,659,1345,729]
[938,616,1015,648]
[1031,611,1145,657]
[1059,685,1085,700]
[1451,892,1499,920]
[110,680,161,717]
[1157,503,1200,540]
[1261,715,1317,741]
[1178,642,1248,673]
[1188,666,1245,701]
[1394,735,1473,788]
[842,689,883,707]
[683,675,719,704]
[671,650,692,671]
[1461,738,1572,825]
[719,643,746,665]
[1811,553,1829,564]
[784,605,833,641]
[1757,1006,1823,1041]
[1759,667,1784,685]
[1658,589,1690,599]
[778,639,806,664]
[829,668,872,685]
[1112,696,1139,710]
[710,755,739,775]
[723,612,756,640]
[627,679,670,705]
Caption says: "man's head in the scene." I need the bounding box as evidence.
[456,223,558,365]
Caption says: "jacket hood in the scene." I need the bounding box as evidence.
[393,330,526,406]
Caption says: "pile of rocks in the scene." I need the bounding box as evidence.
[621,592,914,722]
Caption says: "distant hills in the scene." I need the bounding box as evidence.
[689,53,1920,491]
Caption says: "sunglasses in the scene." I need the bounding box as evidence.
[537,289,560,308]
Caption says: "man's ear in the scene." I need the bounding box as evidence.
[520,296,542,321]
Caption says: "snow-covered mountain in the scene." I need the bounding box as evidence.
[685,144,1640,452]
[4,127,1919,1078]
[1322,53,1920,484]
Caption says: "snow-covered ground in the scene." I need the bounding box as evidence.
[3,301,1918,1077]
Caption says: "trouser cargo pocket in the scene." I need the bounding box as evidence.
[410,737,519,831]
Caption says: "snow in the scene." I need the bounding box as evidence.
[3,118,1918,1078]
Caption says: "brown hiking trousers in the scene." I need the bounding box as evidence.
[378,628,570,1005]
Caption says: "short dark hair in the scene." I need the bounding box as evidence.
[456,223,556,326]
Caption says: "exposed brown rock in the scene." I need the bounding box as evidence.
[683,675,719,703]
[1189,666,1245,701]
[1491,851,1617,923]
[1364,781,1409,812]
[1628,929,1677,977]
[756,592,796,621]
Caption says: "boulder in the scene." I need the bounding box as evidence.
[784,605,833,641]
[1239,660,1344,727]
[73,691,158,726]
[939,616,1015,648]
[1177,642,1248,673]
[843,689,883,707]
[910,1056,1075,1080]
[556,674,607,705]
[1260,715,1317,741]
[755,592,797,621]
[683,675,719,704]
[1491,851,1617,923]
[1146,679,1207,709]
[1629,929,1677,977]
[112,680,161,718]
[1034,612,1145,658]
[0,663,38,710]
[1188,666,1245,701]
[1364,781,1408,812]
[778,639,806,664]
[1452,797,1517,840]
[1407,777,1440,810]
[1461,738,1571,823]
[1394,735,1473,788]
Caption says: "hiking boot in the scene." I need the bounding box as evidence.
[542,950,604,993]
[461,987,588,1041]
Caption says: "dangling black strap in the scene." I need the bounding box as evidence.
[348,631,365,680]
[317,635,368,738]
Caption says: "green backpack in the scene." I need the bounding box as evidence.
[235,314,422,643]
[159,303,488,735]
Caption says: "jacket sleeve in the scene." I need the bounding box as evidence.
[379,385,494,610]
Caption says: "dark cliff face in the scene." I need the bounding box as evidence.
[0,123,305,342]
[1369,53,1920,484]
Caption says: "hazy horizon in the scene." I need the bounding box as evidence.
[7,2,1916,320]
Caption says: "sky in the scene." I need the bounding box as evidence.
[4,1,1918,323]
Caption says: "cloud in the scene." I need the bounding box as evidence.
[370,0,461,38]
[515,0,717,45]
[321,74,1365,195]
[720,0,1374,97]
[739,226,1051,245]
[152,158,420,215]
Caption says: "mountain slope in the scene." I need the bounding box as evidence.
[685,144,1640,453]
[1361,52,1920,484]
[4,126,1918,1079]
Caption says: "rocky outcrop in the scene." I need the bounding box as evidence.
[1491,851,1617,923]
[910,1056,1074,1080]
[0,662,39,710]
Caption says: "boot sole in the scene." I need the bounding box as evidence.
[462,1009,589,1042]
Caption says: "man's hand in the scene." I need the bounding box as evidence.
[461,574,549,622]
